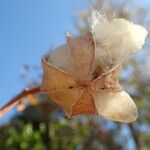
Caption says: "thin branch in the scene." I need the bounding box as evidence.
[128,124,141,150]
[0,86,41,117]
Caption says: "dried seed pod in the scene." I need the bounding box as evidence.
[41,32,138,123]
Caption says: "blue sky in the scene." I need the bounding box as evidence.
[0,0,90,120]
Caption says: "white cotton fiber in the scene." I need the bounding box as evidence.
[48,44,73,73]
[91,11,148,69]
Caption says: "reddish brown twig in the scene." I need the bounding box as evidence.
[0,86,41,117]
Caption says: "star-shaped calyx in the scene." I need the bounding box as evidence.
[41,32,138,123]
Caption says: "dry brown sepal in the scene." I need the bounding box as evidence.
[41,32,137,123]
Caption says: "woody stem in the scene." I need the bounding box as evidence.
[0,86,41,117]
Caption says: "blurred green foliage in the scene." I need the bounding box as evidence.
[0,97,126,150]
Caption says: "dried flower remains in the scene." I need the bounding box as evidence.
[0,11,148,123]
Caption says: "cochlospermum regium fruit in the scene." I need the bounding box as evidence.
[0,11,148,123]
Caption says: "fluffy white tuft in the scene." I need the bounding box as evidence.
[48,44,73,73]
[90,11,148,70]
